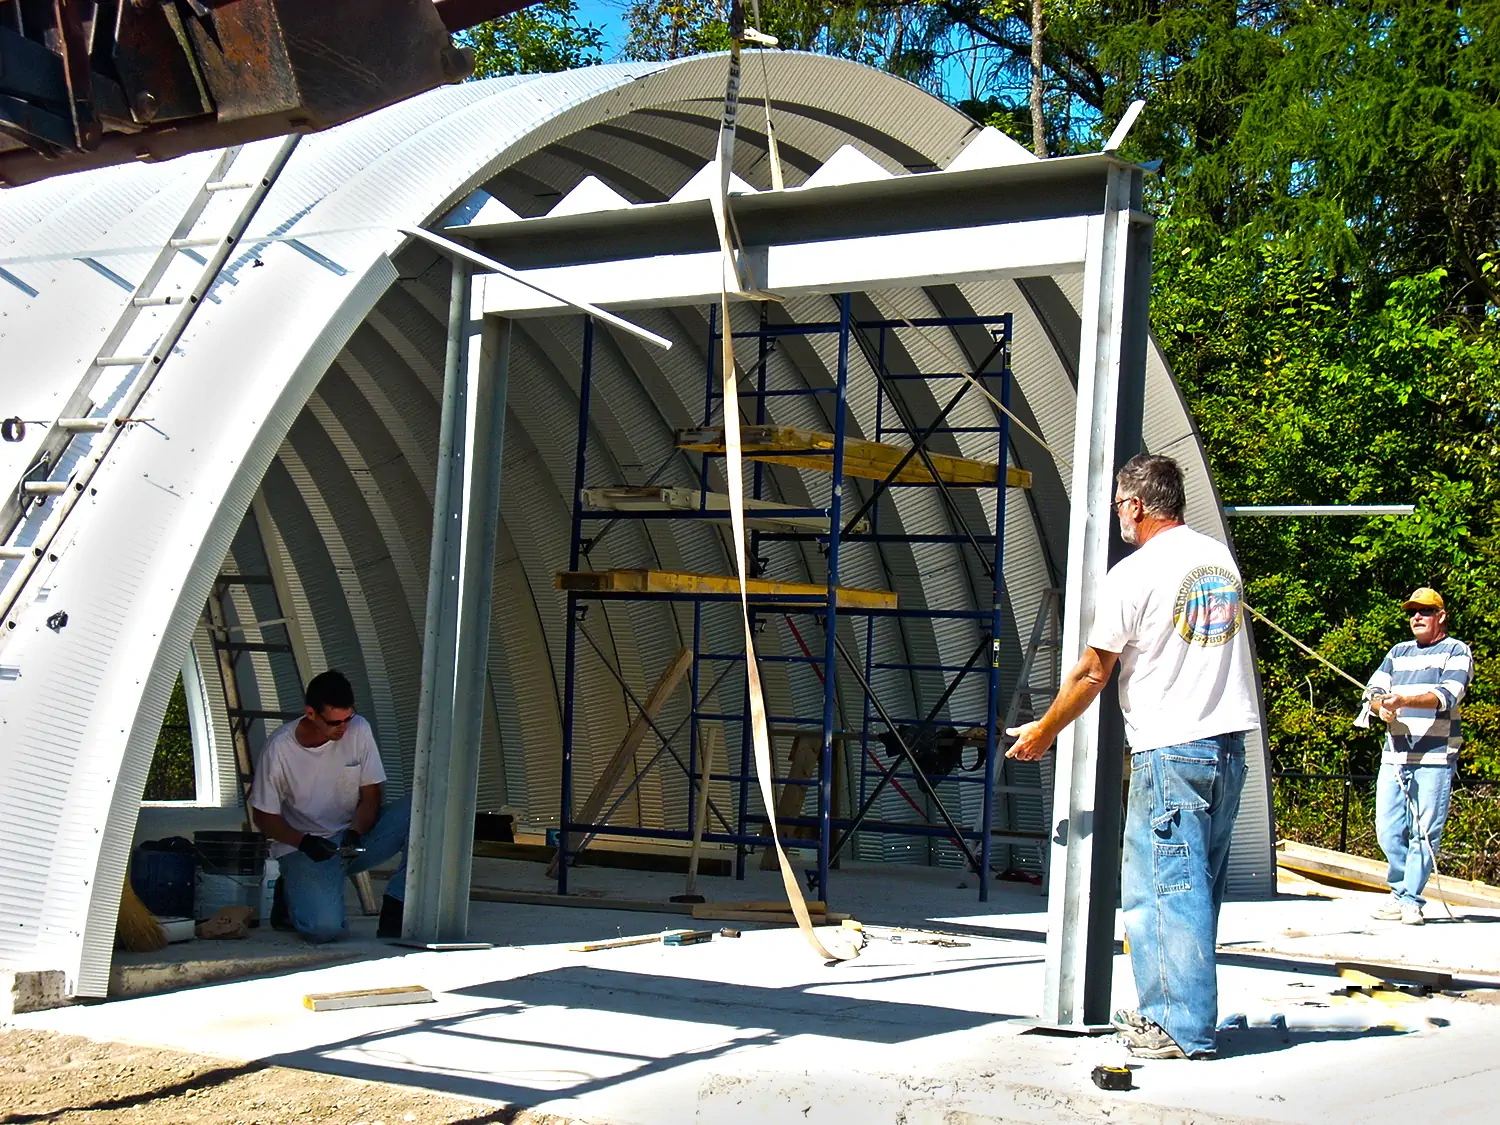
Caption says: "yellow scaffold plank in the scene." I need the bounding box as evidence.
[555,568,897,611]
[676,425,1033,489]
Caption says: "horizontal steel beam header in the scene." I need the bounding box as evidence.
[450,152,1144,271]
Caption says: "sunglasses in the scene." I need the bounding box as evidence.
[1409,608,1438,619]
[317,712,354,727]
[1113,496,1137,511]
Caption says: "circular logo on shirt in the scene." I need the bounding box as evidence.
[1174,565,1243,647]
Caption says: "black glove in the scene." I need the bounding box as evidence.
[298,834,338,863]
[340,828,363,849]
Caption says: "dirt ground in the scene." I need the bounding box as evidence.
[0,1029,575,1125]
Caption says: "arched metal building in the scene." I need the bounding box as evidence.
[0,52,1274,1001]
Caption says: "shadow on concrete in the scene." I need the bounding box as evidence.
[1215,1024,1410,1059]
[265,962,1026,1108]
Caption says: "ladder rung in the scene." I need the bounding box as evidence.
[95,355,150,367]
[0,546,27,560]
[217,641,294,654]
[56,418,108,432]
[205,180,255,192]
[132,295,185,307]
[170,237,222,249]
[21,481,68,495]
[223,617,289,633]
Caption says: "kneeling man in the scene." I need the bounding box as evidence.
[250,670,409,941]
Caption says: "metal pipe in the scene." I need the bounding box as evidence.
[1224,505,1414,517]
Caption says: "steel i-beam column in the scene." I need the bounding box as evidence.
[405,260,512,943]
[1043,164,1152,1026]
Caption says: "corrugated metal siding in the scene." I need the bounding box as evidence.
[0,52,1273,995]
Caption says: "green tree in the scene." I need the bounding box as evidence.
[460,0,607,77]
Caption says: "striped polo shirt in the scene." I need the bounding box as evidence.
[1364,635,1472,766]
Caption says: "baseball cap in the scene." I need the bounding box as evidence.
[1401,587,1444,612]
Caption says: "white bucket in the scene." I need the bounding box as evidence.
[259,858,280,924]
[195,870,259,921]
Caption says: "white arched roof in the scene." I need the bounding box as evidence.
[0,53,1273,997]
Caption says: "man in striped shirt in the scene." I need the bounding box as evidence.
[1363,587,1472,925]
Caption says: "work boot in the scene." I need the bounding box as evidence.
[1111,1008,1189,1060]
[377,894,404,939]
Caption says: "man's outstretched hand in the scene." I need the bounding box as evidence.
[1005,720,1054,761]
[298,834,339,863]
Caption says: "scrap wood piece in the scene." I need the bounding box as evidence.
[707,900,828,913]
[759,732,820,870]
[556,568,897,612]
[677,425,1032,489]
[304,985,433,1012]
[1276,840,1500,909]
[547,646,695,879]
[582,486,869,534]
[690,907,849,925]
[1336,962,1452,991]
[470,886,697,915]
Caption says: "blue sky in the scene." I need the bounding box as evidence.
[575,0,631,60]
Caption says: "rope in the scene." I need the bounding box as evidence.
[713,4,855,962]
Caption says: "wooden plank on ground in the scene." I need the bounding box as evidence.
[690,906,848,924]
[547,647,695,879]
[470,886,697,915]
[1276,840,1500,909]
[556,568,896,612]
[304,985,433,1012]
[677,425,1032,489]
[760,732,821,870]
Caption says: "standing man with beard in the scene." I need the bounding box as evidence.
[1005,453,1260,1059]
[250,669,410,942]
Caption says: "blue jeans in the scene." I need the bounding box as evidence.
[1122,733,1248,1057]
[278,796,410,943]
[1375,761,1453,909]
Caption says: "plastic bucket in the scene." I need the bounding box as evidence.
[258,858,280,925]
[193,830,267,921]
[195,870,260,921]
[193,830,266,876]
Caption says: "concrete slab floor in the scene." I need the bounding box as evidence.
[12,860,1500,1124]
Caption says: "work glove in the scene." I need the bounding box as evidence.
[340,828,363,849]
[298,834,339,863]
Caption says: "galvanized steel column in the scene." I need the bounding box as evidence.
[405,261,512,943]
[1043,164,1151,1026]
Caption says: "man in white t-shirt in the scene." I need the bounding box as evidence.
[1006,454,1259,1059]
[249,669,410,942]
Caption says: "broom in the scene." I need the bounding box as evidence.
[117,877,167,953]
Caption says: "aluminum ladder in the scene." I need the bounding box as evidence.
[0,136,300,648]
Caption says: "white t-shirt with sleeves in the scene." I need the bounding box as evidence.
[248,714,387,858]
[1086,524,1261,752]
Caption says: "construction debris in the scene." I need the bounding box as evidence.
[303,985,434,1012]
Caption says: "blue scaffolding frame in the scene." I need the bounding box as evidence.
[556,296,1031,902]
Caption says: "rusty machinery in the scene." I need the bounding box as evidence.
[0,1,536,187]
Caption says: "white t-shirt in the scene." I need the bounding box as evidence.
[1086,524,1261,752]
[248,715,387,858]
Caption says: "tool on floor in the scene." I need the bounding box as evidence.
[662,929,714,946]
[303,985,434,1012]
[1091,1065,1132,1091]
